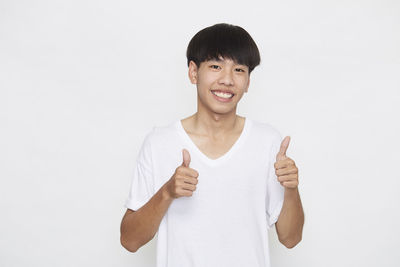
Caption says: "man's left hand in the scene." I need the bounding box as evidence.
[274,136,299,189]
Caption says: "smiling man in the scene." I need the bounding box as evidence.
[120,23,304,267]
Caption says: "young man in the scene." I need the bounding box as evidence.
[120,23,304,267]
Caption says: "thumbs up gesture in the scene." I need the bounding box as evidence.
[274,136,299,190]
[164,149,199,199]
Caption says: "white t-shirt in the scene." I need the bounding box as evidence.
[125,117,285,267]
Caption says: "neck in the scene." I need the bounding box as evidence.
[191,111,240,138]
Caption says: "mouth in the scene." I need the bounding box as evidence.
[210,90,235,99]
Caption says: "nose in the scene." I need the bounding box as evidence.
[218,69,234,86]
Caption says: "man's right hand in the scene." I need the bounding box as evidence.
[122,150,197,252]
[164,149,199,199]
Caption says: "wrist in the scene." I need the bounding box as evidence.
[284,187,299,197]
[161,183,173,201]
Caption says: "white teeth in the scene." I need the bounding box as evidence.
[212,91,233,98]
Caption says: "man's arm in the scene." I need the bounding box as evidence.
[275,187,304,248]
[120,184,174,252]
[273,136,304,248]
[120,148,199,252]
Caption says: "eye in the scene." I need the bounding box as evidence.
[235,68,245,72]
[210,65,220,70]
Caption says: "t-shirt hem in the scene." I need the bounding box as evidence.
[267,198,284,229]
[124,199,146,211]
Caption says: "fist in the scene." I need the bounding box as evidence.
[165,149,199,198]
[274,136,299,189]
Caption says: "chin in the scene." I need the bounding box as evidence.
[210,105,237,115]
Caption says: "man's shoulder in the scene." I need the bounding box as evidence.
[142,120,180,145]
[249,118,282,141]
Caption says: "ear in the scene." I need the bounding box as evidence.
[244,75,250,93]
[188,60,198,84]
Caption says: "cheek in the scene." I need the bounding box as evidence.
[196,84,212,101]
[234,92,244,101]
[239,78,249,89]
[196,75,214,88]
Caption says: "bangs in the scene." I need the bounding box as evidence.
[186,23,260,73]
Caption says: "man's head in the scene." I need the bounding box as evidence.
[186,23,261,75]
[185,23,260,116]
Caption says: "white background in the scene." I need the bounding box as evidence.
[1,0,399,266]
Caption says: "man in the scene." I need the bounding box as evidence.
[120,23,304,267]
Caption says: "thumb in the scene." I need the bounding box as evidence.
[276,136,290,161]
[181,148,191,167]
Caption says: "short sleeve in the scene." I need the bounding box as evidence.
[124,128,156,211]
[265,132,285,229]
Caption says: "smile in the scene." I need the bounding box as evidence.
[211,90,234,99]
[210,90,234,103]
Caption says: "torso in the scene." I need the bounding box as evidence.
[180,115,246,160]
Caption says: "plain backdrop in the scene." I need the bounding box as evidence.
[1,0,399,266]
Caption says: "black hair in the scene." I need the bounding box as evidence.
[186,23,261,74]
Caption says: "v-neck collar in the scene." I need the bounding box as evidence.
[176,117,252,167]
